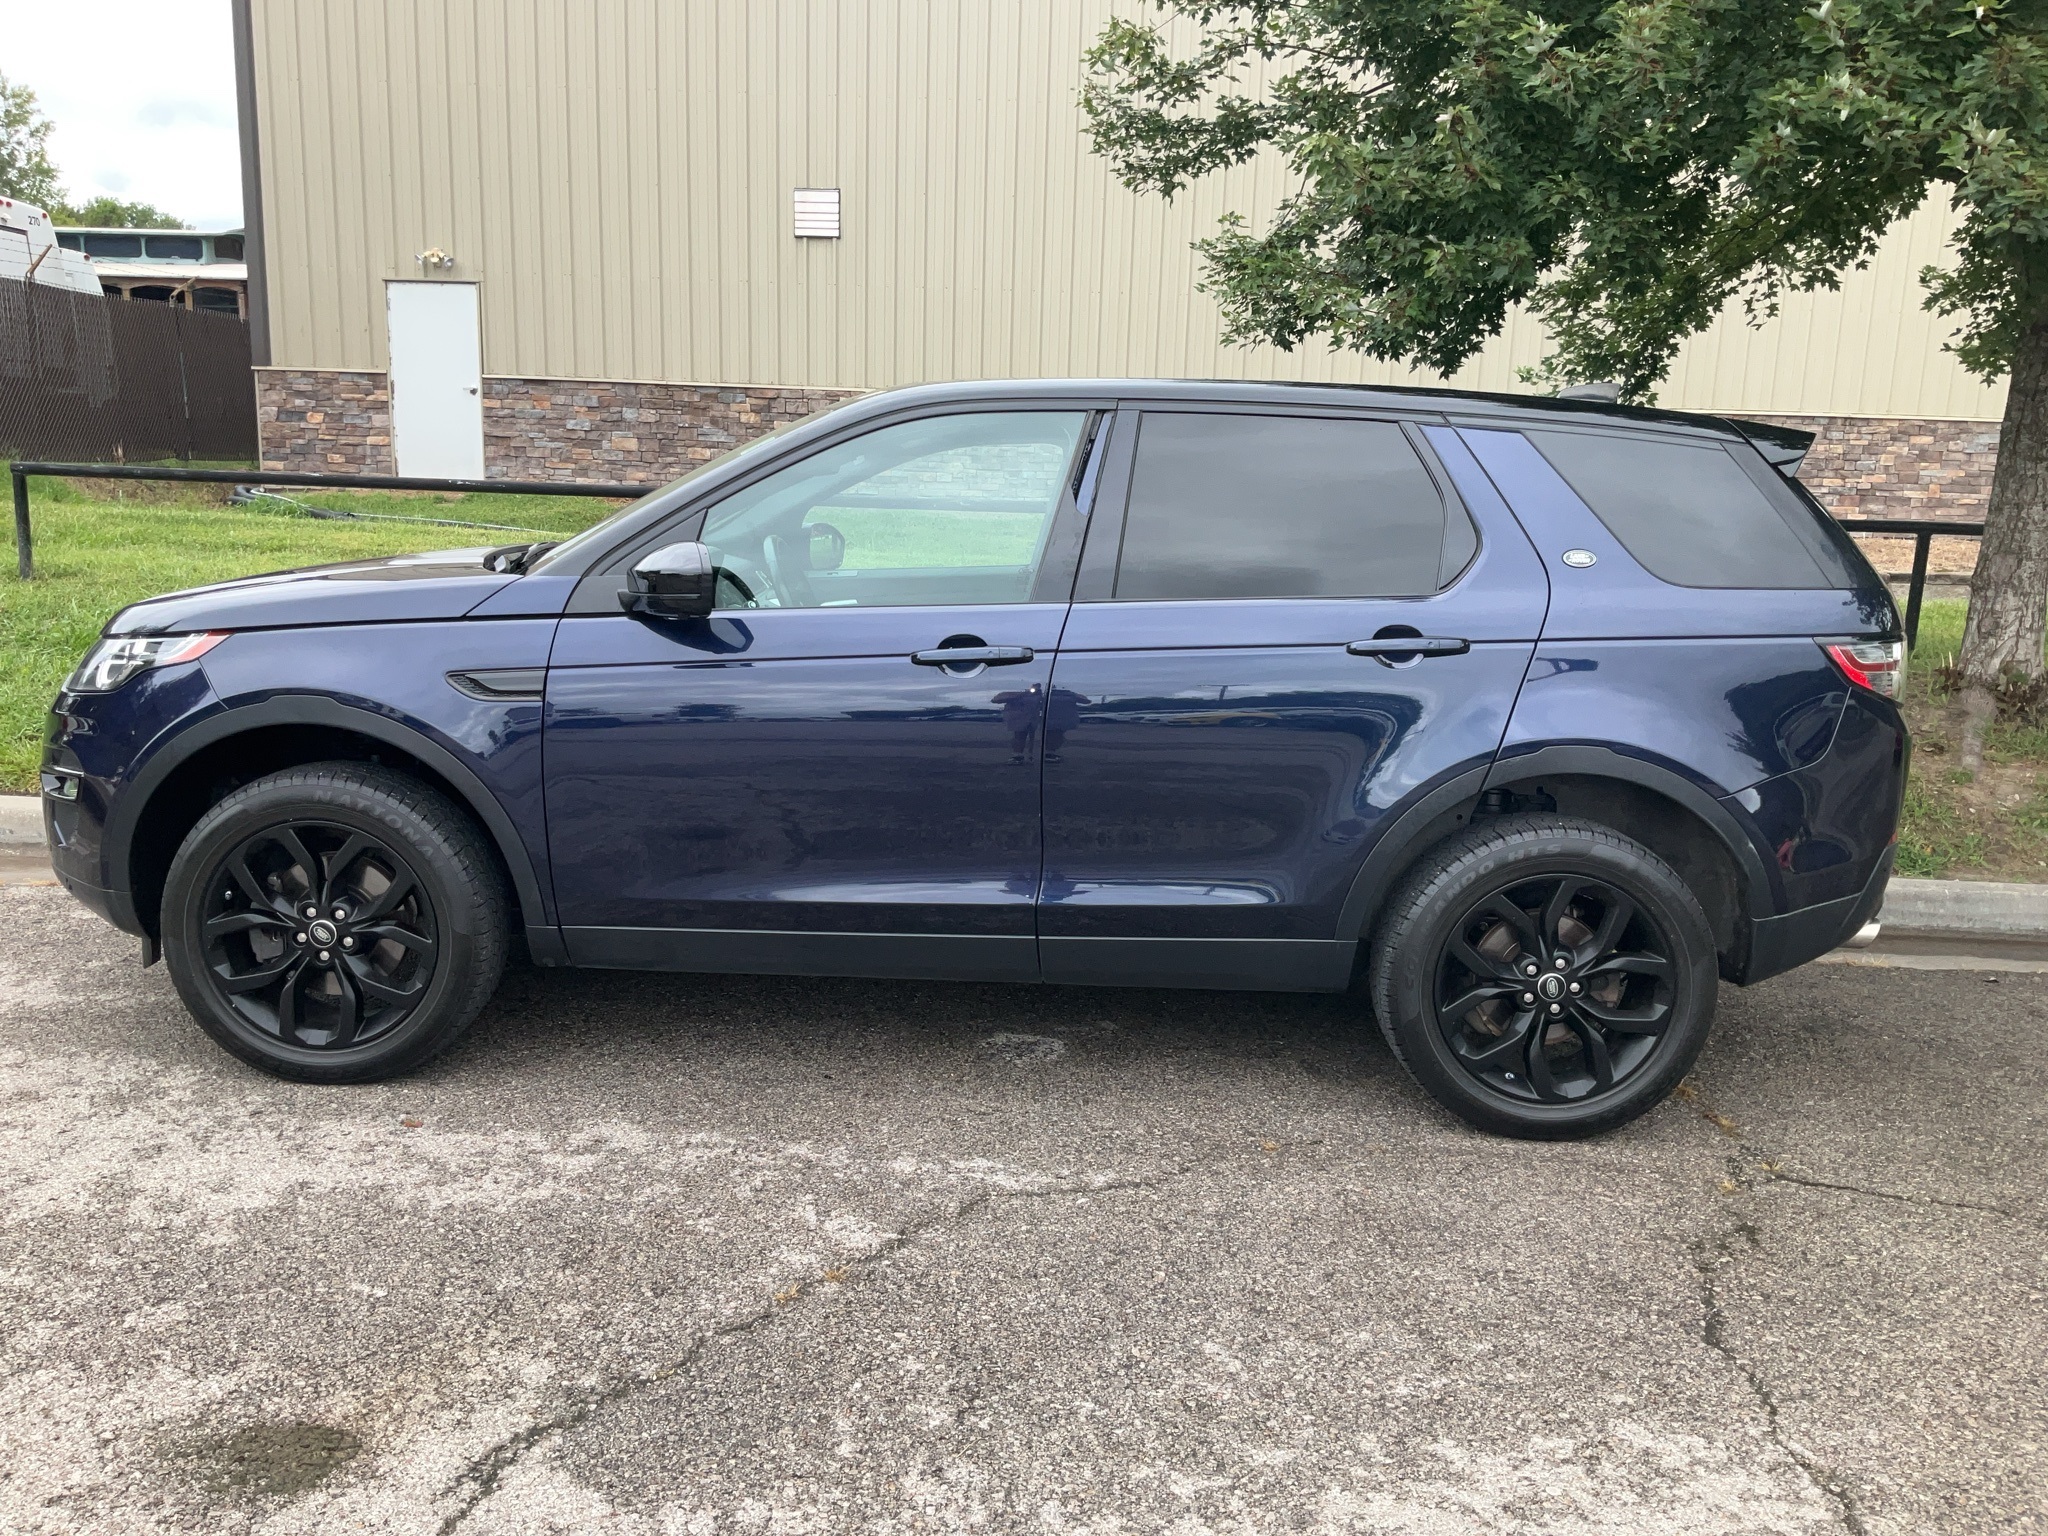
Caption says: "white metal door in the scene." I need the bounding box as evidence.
[387,281,484,479]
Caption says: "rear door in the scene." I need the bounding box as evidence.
[1038,408,1549,989]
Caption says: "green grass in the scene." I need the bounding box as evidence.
[1,483,624,791]
[1893,596,2048,880]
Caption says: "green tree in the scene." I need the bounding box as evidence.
[1084,0,2048,769]
[54,195,184,229]
[0,70,62,209]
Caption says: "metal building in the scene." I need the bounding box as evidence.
[234,0,2006,517]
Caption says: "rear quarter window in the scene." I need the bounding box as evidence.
[1529,429,1833,590]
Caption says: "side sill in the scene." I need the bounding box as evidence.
[562,927,1040,983]
[1040,936,1356,993]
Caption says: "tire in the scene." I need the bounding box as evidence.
[1369,814,1717,1139]
[161,762,510,1083]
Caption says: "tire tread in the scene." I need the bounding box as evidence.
[163,761,509,1081]
[1367,813,1713,1139]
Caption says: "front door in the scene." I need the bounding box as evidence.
[386,280,484,479]
[1039,409,1549,989]
[545,408,1097,980]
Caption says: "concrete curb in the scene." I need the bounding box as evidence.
[0,794,42,846]
[1876,877,2048,941]
[5,792,2048,942]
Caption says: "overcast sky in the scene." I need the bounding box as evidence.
[9,0,243,228]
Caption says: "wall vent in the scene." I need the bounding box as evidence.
[793,188,841,239]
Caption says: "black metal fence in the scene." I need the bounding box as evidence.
[9,462,659,580]
[1837,518,1982,650]
[0,280,257,464]
[2,461,1983,651]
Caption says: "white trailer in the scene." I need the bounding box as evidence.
[0,197,105,296]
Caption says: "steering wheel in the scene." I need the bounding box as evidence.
[761,534,816,608]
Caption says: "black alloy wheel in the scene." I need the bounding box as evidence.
[200,820,438,1050]
[1370,815,1717,1138]
[162,763,509,1082]
[1434,875,1673,1103]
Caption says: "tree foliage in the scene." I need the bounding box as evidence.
[55,195,185,230]
[1082,0,2048,400]
[0,71,63,210]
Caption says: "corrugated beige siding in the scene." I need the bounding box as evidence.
[250,0,2007,421]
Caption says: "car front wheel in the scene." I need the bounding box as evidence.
[161,762,510,1082]
[1370,815,1718,1139]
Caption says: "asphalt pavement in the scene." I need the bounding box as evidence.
[1,880,2043,1535]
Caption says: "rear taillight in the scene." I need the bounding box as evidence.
[1823,638,1906,699]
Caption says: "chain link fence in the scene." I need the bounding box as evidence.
[0,280,256,464]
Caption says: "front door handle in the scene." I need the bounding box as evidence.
[1345,636,1471,659]
[911,645,1036,667]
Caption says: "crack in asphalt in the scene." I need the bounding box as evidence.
[430,1149,1269,1533]
[1759,1167,2046,1232]
[1676,1087,1872,1535]
[1673,1064,2041,1532]
[1690,1213,1871,1536]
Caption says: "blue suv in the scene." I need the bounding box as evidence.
[42,381,1907,1137]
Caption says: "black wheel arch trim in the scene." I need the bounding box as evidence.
[1480,745,1777,919]
[1338,745,1781,945]
[105,693,559,953]
[1336,763,1493,942]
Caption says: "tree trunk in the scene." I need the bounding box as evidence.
[1956,304,2048,775]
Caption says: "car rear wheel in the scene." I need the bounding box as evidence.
[1369,815,1717,1139]
[161,762,509,1082]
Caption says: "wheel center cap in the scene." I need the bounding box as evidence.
[308,919,338,947]
[1537,973,1566,1001]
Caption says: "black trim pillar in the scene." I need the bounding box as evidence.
[230,0,271,367]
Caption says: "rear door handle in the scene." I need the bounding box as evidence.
[1345,636,1471,659]
[911,645,1036,667]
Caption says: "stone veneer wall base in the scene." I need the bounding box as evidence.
[258,370,859,482]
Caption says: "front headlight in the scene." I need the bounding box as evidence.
[64,632,229,694]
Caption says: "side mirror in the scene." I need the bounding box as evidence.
[619,541,715,621]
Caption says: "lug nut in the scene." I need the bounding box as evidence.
[1521,992,1535,1004]
[1523,963,1538,976]
[341,936,355,950]
[1554,957,1567,969]
[1569,981,1582,994]
[332,908,345,920]
[316,949,331,962]
[303,905,317,918]
[294,932,307,944]
[1548,1003,1562,1015]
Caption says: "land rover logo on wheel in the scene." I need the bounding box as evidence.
[308,920,338,947]
[1537,973,1566,1001]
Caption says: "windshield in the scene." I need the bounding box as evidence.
[527,399,863,572]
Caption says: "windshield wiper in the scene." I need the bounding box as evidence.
[482,541,559,574]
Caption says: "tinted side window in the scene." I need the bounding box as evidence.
[1529,430,1829,589]
[1114,414,1450,601]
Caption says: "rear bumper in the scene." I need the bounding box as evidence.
[1736,844,1894,985]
